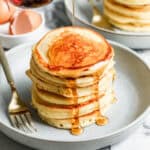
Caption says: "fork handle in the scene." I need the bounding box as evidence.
[0,45,15,89]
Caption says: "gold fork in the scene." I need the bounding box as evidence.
[0,45,36,133]
[88,0,113,29]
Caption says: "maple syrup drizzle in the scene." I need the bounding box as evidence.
[93,72,108,126]
[70,88,83,135]
[67,79,76,88]
[70,0,109,135]
[70,0,83,135]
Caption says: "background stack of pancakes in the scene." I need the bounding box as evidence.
[27,27,116,135]
[104,0,150,32]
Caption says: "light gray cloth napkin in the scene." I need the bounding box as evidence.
[0,1,150,150]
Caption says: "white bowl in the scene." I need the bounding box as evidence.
[64,0,150,49]
[0,11,48,49]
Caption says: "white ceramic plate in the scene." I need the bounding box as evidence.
[0,42,149,150]
[64,0,150,49]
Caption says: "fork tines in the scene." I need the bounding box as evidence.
[9,112,36,133]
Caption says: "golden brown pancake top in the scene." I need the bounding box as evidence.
[48,31,111,69]
[34,27,113,71]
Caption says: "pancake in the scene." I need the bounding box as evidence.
[38,108,112,129]
[27,68,115,97]
[104,0,150,20]
[32,89,115,128]
[104,0,150,31]
[32,26,114,78]
[33,85,104,105]
[38,110,99,129]
[27,26,116,135]
[108,19,150,32]
[114,0,150,5]
[28,56,115,88]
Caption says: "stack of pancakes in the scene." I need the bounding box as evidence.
[27,27,116,135]
[104,0,150,32]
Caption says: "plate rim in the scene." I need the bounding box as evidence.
[0,41,150,142]
[64,0,150,37]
